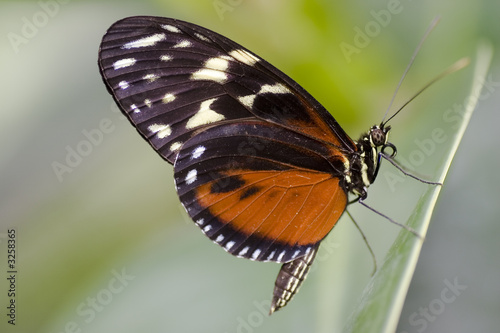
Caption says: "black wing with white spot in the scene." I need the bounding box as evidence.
[98,16,355,164]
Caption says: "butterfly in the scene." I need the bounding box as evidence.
[98,16,443,314]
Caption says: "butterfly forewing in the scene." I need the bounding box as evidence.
[98,16,356,164]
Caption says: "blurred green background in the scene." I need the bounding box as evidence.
[0,0,498,332]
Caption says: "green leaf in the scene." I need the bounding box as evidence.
[341,42,493,333]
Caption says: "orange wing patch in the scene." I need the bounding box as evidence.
[195,169,347,247]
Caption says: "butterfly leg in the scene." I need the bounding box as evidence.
[379,152,442,185]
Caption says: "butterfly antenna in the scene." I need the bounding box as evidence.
[382,57,470,126]
[381,16,441,125]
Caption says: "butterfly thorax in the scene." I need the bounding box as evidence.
[344,125,391,198]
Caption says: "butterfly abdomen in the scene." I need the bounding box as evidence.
[270,244,319,314]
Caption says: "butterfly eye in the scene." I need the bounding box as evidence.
[370,126,388,147]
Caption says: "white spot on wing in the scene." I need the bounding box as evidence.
[143,73,159,83]
[191,146,206,159]
[291,250,301,260]
[238,94,256,108]
[251,249,261,260]
[130,104,139,113]
[238,83,290,109]
[186,98,225,129]
[191,57,229,83]
[118,81,129,90]
[161,24,181,33]
[277,250,286,262]
[195,218,204,226]
[122,33,166,49]
[194,32,210,42]
[260,83,291,95]
[162,93,176,104]
[170,141,182,152]
[225,241,235,251]
[160,55,172,62]
[173,40,191,48]
[215,234,224,242]
[144,99,152,108]
[206,57,230,71]
[229,49,259,66]
[203,225,212,233]
[191,69,227,83]
[239,246,249,256]
[113,58,136,70]
[185,169,197,185]
[267,250,276,261]
[148,123,172,139]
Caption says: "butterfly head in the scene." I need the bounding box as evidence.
[346,124,394,199]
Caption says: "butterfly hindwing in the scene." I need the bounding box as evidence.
[174,121,348,263]
[98,16,356,164]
